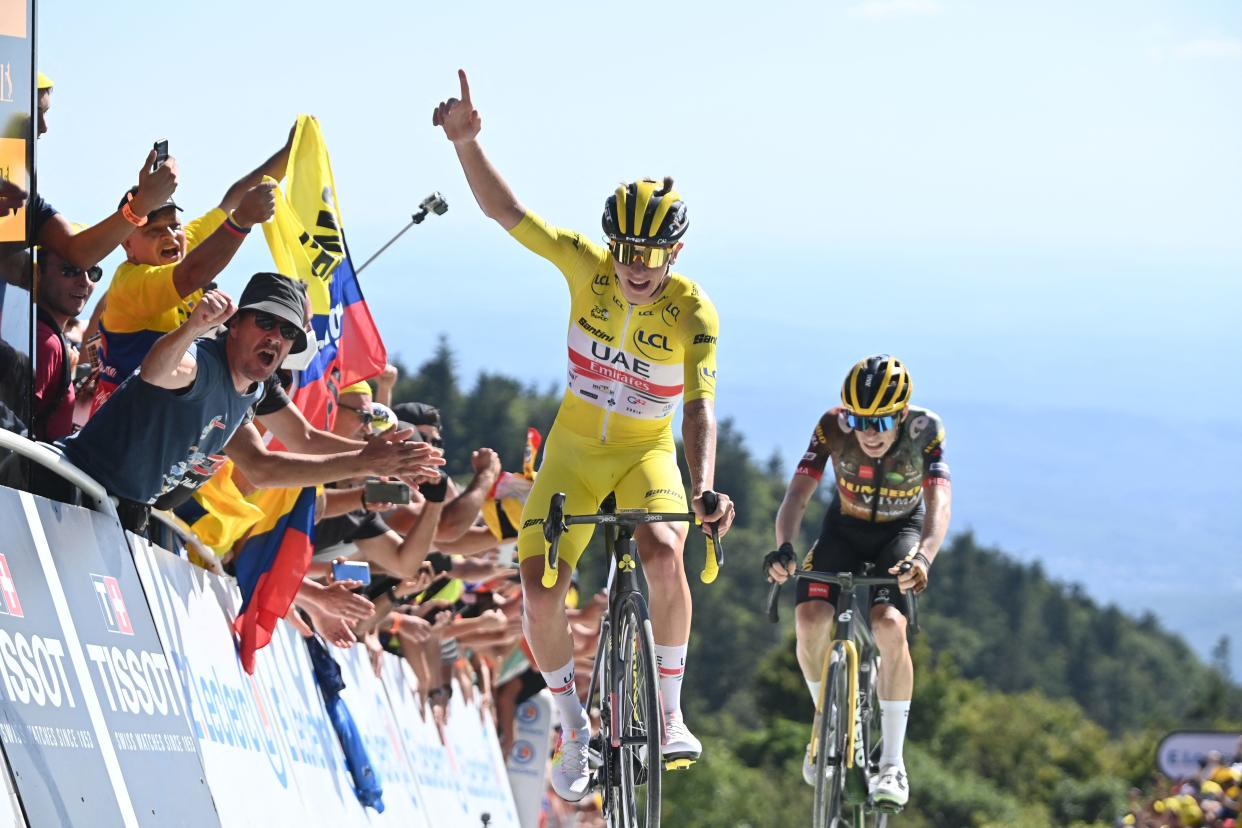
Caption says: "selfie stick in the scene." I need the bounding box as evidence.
[355,192,449,274]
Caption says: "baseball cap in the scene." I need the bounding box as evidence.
[394,402,442,430]
[236,272,310,355]
[369,402,397,433]
[118,186,181,219]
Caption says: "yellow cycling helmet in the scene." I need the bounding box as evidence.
[841,354,912,417]
[602,177,688,246]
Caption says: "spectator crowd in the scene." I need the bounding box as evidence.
[1121,743,1242,828]
[0,71,599,815]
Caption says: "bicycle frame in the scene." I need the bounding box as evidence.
[766,568,918,826]
[541,492,725,826]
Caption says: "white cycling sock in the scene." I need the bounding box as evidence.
[541,658,589,734]
[654,643,688,716]
[879,700,910,769]
[805,678,822,708]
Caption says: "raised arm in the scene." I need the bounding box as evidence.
[225,423,442,490]
[355,499,445,578]
[433,70,525,230]
[171,182,275,298]
[138,289,235,389]
[218,124,296,212]
[435,448,501,541]
[258,403,368,455]
[38,150,179,270]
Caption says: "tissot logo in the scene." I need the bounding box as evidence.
[91,575,134,636]
[0,555,23,618]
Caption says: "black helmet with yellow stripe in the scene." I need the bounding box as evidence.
[602,177,688,246]
[841,355,912,416]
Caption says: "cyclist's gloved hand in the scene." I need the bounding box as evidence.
[763,542,797,584]
[890,550,931,593]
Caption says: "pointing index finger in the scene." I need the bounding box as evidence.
[458,69,472,106]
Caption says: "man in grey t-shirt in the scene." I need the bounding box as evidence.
[59,272,440,531]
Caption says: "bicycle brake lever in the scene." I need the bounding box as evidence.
[699,490,723,584]
[542,493,567,588]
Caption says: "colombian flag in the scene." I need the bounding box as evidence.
[233,486,318,674]
[265,114,387,431]
[172,459,265,555]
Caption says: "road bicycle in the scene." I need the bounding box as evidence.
[542,491,723,828]
[766,565,918,828]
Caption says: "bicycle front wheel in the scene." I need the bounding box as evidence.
[814,642,851,828]
[609,593,662,828]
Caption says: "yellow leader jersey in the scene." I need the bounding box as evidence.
[97,209,226,403]
[509,211,719,445]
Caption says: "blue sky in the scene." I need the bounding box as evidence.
[34,0,1242,668]
[37,1,1241,422]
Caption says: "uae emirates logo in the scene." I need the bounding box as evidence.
[0,554,23,618]
[91,574,133,635]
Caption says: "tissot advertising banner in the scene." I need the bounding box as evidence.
[34,500,218,826]
[0,490,126,827]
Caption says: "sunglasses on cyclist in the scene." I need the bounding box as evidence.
[609,240,673,269]
[339,402,374,425]
[845,411,901,432]
[57,264,103,283]
[250,311,302,342]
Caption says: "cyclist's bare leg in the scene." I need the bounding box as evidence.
[518,555,578,676]
[869,603,912,700]
[634,520,691,648]
[870,602,913,787]
[794,600,836,695]
[636,519,702,758]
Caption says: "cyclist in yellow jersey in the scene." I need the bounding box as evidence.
[434,70,736,802]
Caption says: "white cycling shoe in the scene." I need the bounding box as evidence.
[660,711,702,762]
[870,763,909,808]
[550,727,592,802]
[802,743,816,786]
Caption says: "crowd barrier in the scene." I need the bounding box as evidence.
[0,483,522,827]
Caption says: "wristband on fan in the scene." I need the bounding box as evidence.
[120,197,147,227]
[223,212,251,237]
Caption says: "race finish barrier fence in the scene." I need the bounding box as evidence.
[0,433,522,827]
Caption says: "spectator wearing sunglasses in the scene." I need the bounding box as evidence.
[93,124,300,412]
[30,248,101,440]
[764,354,952,809]
[55,272,439,533]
